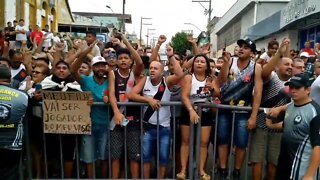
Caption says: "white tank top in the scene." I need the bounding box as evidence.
[189,74,212,103]
[143,77,171,127]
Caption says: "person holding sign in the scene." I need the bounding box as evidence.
[72,45,109,178]
[41,60,82,178]
[128,45,183,178]
[108,35,144,178]
[0,65,28,180]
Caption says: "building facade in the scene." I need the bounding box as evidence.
[250,0,320,51]
[1,0,73,32]
[211,0,290,57]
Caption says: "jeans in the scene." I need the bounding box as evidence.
[217,110,250,148]
[143,126,171,165]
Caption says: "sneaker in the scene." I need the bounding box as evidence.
[233,169,240,180]
[219,168,228,180]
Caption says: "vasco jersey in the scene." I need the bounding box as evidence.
[0,85,28,150]
[112,69,140,121]
[220,58,255,106]
[143,77,171,127]
[276,101,320,180]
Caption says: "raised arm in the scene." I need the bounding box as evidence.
[166,46,183,88]
[71,42,96,82]
[218,52,232,85]
[262,38,290,80]
[187,35,200,55]
[150,35,167,62]
[121,34,144,78]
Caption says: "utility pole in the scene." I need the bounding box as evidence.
[139,17,152,47]
[122,0,126,33]
[192,0,213,38]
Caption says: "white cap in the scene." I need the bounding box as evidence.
[91,56,107,66]
[300,52,310,58]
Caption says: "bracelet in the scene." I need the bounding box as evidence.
[156,43,161,47]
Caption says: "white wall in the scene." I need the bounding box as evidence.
[240,7,255,38]
[255,30,299,51]
[256,2,288,24]
[5,0,17,24]
[24,2,29,28]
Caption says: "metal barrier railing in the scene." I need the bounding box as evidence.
[22,102,264,179]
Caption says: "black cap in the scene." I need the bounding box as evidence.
[237,38,257,52]
[0,65,11,80]
[284,73,313,87]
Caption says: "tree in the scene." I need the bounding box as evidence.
[171,32,192,55]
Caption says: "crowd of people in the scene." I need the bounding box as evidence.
[0,19,320,180]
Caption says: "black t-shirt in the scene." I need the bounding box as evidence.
[4,27,15,41]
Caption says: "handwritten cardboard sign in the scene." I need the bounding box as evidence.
[42,91,92,134]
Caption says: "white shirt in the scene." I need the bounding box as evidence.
[15,25,28,41]
[260,52,272,62]
[52,36,61,44]
[84,43,101,57]
[143,77,171,127]
[310,76,320,106]
[42,31,53,48]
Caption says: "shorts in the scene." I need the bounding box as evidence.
[45,134,76,161]
[217,110,250,148]
[28,116,43,147]
[143,126,171,165]
[180,107,213,126]
[80,124,108,163]
[249,127,282,165]
[0,149,21,180]
[110,125,141,161]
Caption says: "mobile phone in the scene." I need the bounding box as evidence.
[122,118,129,126]
[35,84,42,91]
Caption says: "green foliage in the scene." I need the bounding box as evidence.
[171,32,192,55]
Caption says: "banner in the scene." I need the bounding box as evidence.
[42,91,92,134]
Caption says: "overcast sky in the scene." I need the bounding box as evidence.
[69,0,237,43]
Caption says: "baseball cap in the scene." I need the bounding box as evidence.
[0,65,11,80]
[91,56,107,66]
[237,38,257,52]
[284,73,313,87]
[300,52,310,58]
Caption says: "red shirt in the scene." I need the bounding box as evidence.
[0,37,4,55]
[301,48,315,56]
[30,31,43,46]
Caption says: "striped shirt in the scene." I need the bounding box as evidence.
[276,101,320,180]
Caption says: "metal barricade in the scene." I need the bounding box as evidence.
[22,101,264,179]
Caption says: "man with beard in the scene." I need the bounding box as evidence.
[217,39,263,179]
[250,38,292,180]
[128,46,183,178]
[41,60,82,178]
[72,46,109,178]
[108,34,144,178]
